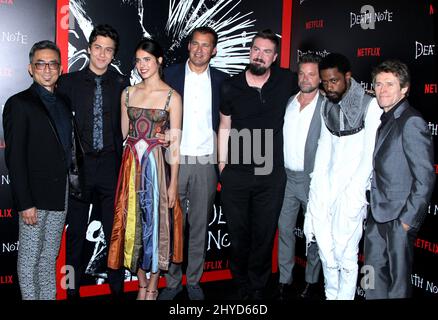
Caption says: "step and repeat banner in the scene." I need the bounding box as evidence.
[1,0,436,299]
[290,0,437,298]
[0,0,57,299]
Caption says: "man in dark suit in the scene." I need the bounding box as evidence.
[158,26,228,301]
[3,40,71,299]
[57,24,129,299]
[277,53,322,300]
[364,60,435,299]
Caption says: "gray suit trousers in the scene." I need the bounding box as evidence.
[165,156,217,287]
[278,169,321,284]
[364,214,417,299]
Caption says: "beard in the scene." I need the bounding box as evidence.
[248,62,268,76]
[326,92,343,103]
[299,83,319,94]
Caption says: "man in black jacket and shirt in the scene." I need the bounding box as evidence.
[218,30,298,300]
[3,40,71,300]
[57,24,129,299]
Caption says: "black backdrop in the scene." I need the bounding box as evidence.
[0,0,437,299]
[65,0,285,295]
[0,0,57,299]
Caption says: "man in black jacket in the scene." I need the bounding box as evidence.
[3,40,71,300]
[57,24,129,299]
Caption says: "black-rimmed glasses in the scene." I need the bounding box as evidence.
[34,61,60,71]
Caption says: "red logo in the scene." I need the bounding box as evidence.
[0,67,13,78]
[0,209,12,218]
[0,275,13,284]
[425,84,438,94]
[434,164,438,174]
[305,19,324,29]
[430,4,435,15]
[415,238,438,254]
[357,47,381,57]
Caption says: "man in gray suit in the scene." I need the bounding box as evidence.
[277,53,322,300]
[364,60,435,299]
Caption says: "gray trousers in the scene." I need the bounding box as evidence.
[165,155,217,287]
[17,207,67,300]
[278,169,321,284]
[364,214,417,299]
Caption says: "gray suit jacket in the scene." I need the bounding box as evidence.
[286,92,324,196]
[370,100,435,229]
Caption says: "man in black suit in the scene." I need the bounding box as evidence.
[364,60,435,299]
[3,40,71,300]
[158,26,228,300]
[57,24,129,299]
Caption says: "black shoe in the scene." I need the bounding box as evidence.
[276,283,298,300]
[300,282,320,300]
[248,290,264,300]
[66,290,80,301]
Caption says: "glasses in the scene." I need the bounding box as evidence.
[34,61,60,71]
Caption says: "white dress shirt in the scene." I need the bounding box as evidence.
[283,91,319,171]
[180,61,214,156]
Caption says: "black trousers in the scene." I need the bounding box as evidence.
[220,166,286,295]
[66,152,123,294]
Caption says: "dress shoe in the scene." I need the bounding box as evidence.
[300,282,320,300]
[248,290,264,300]
[187,284,205,300]
[66,289,80,301]
[157,284,183,300]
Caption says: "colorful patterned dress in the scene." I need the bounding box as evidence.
[108,87,183,273]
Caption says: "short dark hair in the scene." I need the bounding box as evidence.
[29,40,61,63]
[250,29,280,52]
[134,38,164,79]
[372,59,410,89]
[298,53,321,69]
[319,53,351,74]
[89,24,120,55]
[189,26,218,48]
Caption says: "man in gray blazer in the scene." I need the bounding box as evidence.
[277,53,322,300]
[364,60,435,299]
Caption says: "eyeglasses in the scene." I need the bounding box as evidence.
[34,61,60,71]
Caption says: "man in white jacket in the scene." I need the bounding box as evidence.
[304,53,382,300]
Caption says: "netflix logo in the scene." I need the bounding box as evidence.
[0,209,12,218]
[415,238,438,254]
[425,84,438,94]
[305,19,324,29]
[0,275,13,285]
[0,67,13,78]
[357,47,381,57]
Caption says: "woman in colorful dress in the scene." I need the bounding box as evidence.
[108,38,182,300]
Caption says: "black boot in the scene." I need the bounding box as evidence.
[300,282,320,300]
[66,289,80,301]
[276,283,298,300]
